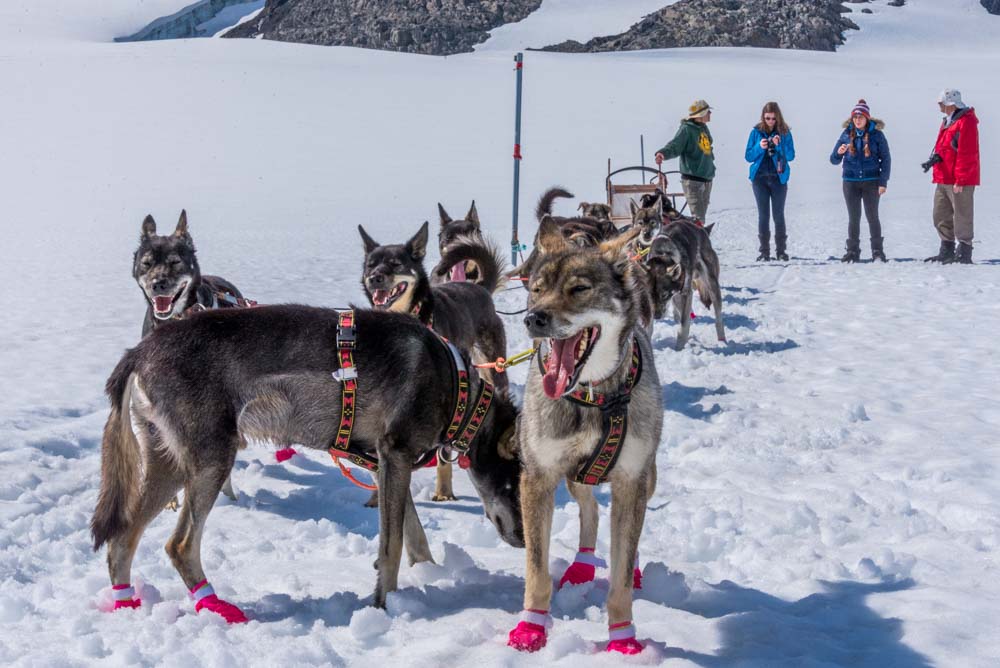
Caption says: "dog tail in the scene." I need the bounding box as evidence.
[433,237,506,293]
[91,348,142,551]
[535,187,573,221]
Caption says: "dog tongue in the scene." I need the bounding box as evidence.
[450,262,467,282]
[154,296,173,313]
[542,332,584,399]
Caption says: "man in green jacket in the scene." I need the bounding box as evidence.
[655,100,716,224]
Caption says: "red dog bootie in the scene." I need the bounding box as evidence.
[190,580,248,624]
[111,584,141,611]
[508,609,551,652]
[607,621,643,655]
[633,551,643,590]
[275,447,297,463]
[559,547,607,588]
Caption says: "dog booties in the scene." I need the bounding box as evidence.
[508,609,552,652]
[111,584,141,611]
[191,580,248,624]
[607,621,643,655]
[559,548,606,588]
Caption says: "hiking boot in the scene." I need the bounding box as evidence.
[757,236,771,262]
[871,237,887,263]
[775,235,789,261]
[841,240,861,263]
[954,241,973,264]
[924,240,955,262]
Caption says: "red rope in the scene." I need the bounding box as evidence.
[331,453,377,491]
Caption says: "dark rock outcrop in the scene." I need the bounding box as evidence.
[542,0,860,53]
[223,0,542,55]
[982,0,1000,16]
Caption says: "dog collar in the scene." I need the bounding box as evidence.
[438,337,495,462]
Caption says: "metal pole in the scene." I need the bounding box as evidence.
[511,52,524,266]
[640,134,645,170]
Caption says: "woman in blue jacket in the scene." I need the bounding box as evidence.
[830,99,891,262]
[745,101,795,261]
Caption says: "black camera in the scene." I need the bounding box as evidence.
[921,152,942,173]
[765,137,776,157]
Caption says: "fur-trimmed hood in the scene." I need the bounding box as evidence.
[842,118,885,131]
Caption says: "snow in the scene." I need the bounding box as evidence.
[2,0,999,666]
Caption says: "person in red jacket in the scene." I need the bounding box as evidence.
[925,89,980,264]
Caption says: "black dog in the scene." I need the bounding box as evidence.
[91,306,524,617]
[133,211,249,337]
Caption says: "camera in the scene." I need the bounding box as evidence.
[765,137,776,157]
[921,152,942,173]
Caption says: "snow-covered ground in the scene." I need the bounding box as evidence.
[2,0,999,665]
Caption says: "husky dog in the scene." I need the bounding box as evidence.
[644,219,726,350]
[133,211,247,338]
[507,219,661,655]
[577,201,612,223]
[91,306,523,618]
[358,222,509,501]
[511,188,620,285]
[433,201,487,286]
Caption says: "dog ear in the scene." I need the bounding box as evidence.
[358,225,379,255]
[466,201,480,227]
[576,202,587,212]
[536,215,569,255]
[173,210,189,239]
[141,215,157,238]
[629,199,639,217]
[437,203,452,227]
[407,221,429,261]
[704,223,715,236]
[497,425,519,460]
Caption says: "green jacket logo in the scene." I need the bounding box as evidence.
[698,132,713,156]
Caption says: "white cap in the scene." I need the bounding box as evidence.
[937,89,966,109]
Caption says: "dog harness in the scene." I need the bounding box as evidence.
[328,309,494,479]
[538,337,643,486]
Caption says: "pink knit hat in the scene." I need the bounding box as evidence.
[851,99,871,119]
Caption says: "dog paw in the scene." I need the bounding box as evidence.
[508,621,547,652]
[431,493,458,502]
[275,447,297,463]
[559,562,596,588]
[607,637,644,655]
[165,497,179,512]
[633,567,643,590]
[194,594,248,624]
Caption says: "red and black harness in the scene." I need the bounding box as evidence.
[539,337,643,486]
[328,309,495,482]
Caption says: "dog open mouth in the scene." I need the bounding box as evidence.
[542,326,600,399]
[371,281,408,308]
[151,282,188,318]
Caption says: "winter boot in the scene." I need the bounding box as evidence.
[954,241,973,264]
[924,240,955,262]
[871,237,887,263]
[840,239,861,263]
[756,235,771,261]
[774,235,789,261]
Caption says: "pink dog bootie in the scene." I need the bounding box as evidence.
[559,547,607,588]
[508,609,551,652]
[607,621,643,655]
[275,447,297,463]
[111,584,141,611]
[190,580,248,624]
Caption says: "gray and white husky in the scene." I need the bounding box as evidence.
[507,218,662,654]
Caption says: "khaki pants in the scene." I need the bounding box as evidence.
[933,184,975,244]
[682,178,713,224]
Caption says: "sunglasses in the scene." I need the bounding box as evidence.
[764,115,777,120]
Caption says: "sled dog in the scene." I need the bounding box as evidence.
[432,201,503,289]
[359,222,509,501]
[91,306,523,618]
[507,218,661,654]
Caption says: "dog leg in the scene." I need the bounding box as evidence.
[675,288,693,351]
[432,459,457,502]
[606,474,650,654]
[374,445,412,608]
[220,474,237,501]
[559,480,603,588]
[164,445,247,623]
[403,489,434,565]
[711,279,726,343]
[508,470,558,651]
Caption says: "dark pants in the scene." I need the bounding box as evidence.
[752,174,787,241]
[843,180,882,246]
